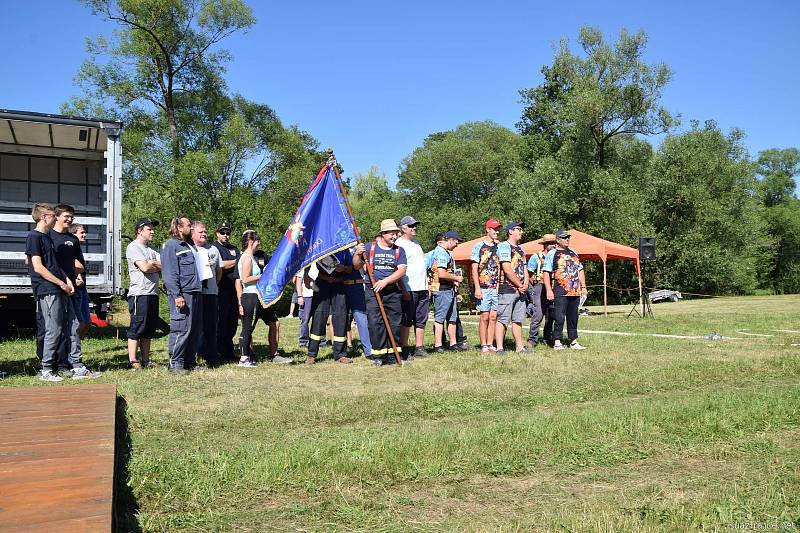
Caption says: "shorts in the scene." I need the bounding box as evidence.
[497,292,526,325]
[475,287,498,313]
[401,290,430,327]
[433,289,458,323]
[72,289,91,324]
[127,294,160,340]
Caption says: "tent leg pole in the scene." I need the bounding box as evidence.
[603,259,608,316]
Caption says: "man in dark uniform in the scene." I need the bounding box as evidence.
[305,252,353,365]
[212,222,240,362]
[161,216,202,374]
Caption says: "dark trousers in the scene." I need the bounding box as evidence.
[444,314,467,345]
[527,283,544,344]
[198,293,219,366]
[298,295,312,346]
[308,280,348,360]
[217,284,239,360]
[552,295,580,343]
[36,300,70,370]
[168,291,202,369]
[239,293,276,359]
[365,287,402,363]
[542,290,555,345]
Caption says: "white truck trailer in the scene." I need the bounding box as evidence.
[0,109,123,331]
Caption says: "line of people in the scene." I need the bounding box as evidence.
[21,206,588,381]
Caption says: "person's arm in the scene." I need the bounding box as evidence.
[30,256,71,294]
[161,241,185,308]
[236,278,244,316]
[501,262,524,290]
[437,266,463,282]
[352,243,366,270]
[295,276,305,308]
[134,259,161,273]
[578,269,587,297]
[520,264,530,294]
[471,262,482,299]
[373,265,407,293]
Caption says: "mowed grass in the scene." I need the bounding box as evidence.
[1,295,799,531]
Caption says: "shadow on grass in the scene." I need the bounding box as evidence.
[114,396,142,533]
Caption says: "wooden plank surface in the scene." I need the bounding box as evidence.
[0,384,117,533]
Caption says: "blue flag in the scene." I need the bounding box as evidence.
[256,163,359,307]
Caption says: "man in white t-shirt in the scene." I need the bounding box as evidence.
[126,218,161,370]
[396,216,430,358]
[192,221,222,367]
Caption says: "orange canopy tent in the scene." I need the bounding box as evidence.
[452,229,642,315]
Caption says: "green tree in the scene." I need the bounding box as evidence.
[398,121,522,207]
[78,0,255,157]
[646,121,769,295]
[756,148,800,293]
[518,26,676,168]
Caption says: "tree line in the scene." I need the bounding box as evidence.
[65,1,800,301]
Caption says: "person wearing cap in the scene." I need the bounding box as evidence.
[352,219,408,367]
[396,215,430,358]
[542,228,587,350]
[429,230,465,353]
[161,215,203,374]
[526,233,557,348]
[471,218,502,353]
[212,222,241,363]
[495,222,529,352]
[126,217,161,370]
[192,221,222,367]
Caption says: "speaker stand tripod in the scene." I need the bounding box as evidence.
[628,261,654,318]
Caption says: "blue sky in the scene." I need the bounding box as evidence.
[2,1,798,186]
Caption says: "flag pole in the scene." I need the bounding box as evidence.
[327,149,403,366]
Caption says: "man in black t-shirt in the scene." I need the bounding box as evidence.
[211,222,241,362]
[26,203,73,382]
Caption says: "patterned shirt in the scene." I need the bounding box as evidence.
[542,248,583,297]
[429,245,456,291]
[496,241,526,295]
[470,239,499,289]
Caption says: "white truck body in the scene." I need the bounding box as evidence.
[0,109,123,322]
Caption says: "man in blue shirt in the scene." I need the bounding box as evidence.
[495,222,529,352]
[161,215,203,374]
[526,233,557,348]
[430,231,464,352]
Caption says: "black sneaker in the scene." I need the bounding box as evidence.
[450,344,469,352]
[433,346,446,354]
[413,347,430,358]
[456,342,470,351]
[169,367,189,375]
[371,359,384,368]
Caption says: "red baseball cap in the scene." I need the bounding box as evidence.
[485,218,502,230]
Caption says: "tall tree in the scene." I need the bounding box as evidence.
[646,121,769,295]
[518,26,676,168]
[78,0,256,157]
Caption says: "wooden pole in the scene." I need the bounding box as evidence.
[329,151,403,365]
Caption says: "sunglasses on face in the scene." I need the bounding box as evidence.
[218,231,231,236]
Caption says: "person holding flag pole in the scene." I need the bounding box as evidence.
[255,149,403,366]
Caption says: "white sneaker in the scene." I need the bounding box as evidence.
[39,370,64,382]
[272,355,293,364]
[553,340,565,350]
[238,358,257,367]
[569,341,586,350]
[72,366,103,379]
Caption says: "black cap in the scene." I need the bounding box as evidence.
[399,215,419,226]
[443,230,462,242]
[555,228,571,239]
[217,221,231,232]
[135,218,158,230]
[505,221,525,232]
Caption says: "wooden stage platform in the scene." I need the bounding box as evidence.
[0,384,117,532]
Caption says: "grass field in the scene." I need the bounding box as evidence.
[1,295,799,531]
